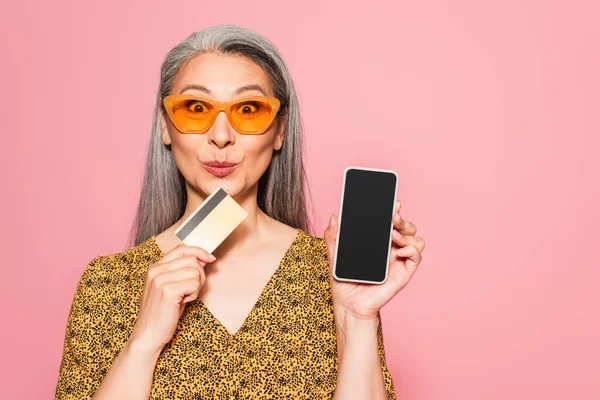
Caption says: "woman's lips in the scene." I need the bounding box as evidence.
[203,163,237,177]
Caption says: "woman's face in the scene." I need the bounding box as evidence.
[160,52,286,201]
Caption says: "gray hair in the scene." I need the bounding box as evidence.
[128,24,315,247]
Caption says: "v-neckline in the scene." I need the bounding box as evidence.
[147,228,304,340]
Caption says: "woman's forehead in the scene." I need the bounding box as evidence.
[171,52,273,97]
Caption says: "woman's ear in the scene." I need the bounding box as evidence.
[273,114,287,151]
[160,110,172,146]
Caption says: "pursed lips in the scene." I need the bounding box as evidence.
[202,161,238,177]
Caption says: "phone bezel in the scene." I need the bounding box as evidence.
[332,165,398,285]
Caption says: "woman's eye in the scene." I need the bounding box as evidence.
[184,100,208,113]
[236,101,260,114]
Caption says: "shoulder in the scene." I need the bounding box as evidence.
[296,229,328,262]
[293,229,330,283]
[84,236,162,276]
[67,238,161,338]
[75,237,161,298]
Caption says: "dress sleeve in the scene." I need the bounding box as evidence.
[55,256,113,399]
[377,310,397,399]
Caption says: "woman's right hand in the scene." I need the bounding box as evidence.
[129,244,217,354]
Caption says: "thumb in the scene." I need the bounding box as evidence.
[330,213,339,231]
[324,214,339,265]
[324,214,338,240]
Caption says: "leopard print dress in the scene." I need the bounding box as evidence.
[55,228,396,399]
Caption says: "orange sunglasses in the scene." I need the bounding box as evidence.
[163,94,282,135]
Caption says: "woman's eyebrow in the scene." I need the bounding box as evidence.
[179,84,267,96]
[235,84,267,95]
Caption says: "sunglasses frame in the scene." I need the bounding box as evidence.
[162,94,282,135]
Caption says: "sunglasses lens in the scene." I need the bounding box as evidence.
[171,98,215,133]
[165,96,279,134]
[230,99,276,134]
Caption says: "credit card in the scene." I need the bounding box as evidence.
[174,187,247,253]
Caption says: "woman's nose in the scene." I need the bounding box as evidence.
[207,110,236,148]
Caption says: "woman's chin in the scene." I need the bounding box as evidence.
[201,180,242,197]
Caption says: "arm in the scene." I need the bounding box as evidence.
[55,244,214,399]
[55,256,111,399]
[55,256,157,399]
[333,308,396,400]
[91,340,161,399]
[323,201,424,400]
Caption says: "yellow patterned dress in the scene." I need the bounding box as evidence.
[55,228,396,399]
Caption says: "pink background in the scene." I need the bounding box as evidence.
[1,0,599,398]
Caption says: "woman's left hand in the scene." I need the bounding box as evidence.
[324,200,426,320]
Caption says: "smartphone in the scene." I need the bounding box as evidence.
[332,166,398,284]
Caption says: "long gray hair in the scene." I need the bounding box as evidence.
[128,24,315,247]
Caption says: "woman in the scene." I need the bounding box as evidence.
[55,24,425,399]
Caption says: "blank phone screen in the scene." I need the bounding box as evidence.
[334,168,397,283]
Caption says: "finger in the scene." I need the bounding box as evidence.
[323,214,339,273]
[183,266,206,303]
[395,199,402,214]
[159,243,216,264]
[391,230,426,253]
[324,214,338,246]
[152,266,203,288]
[417,236,426,253]
[394,245,422,273]
[149,255,207,279]
[393,213,417,236]
[181,272,205,304]
[160,278,202,303]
